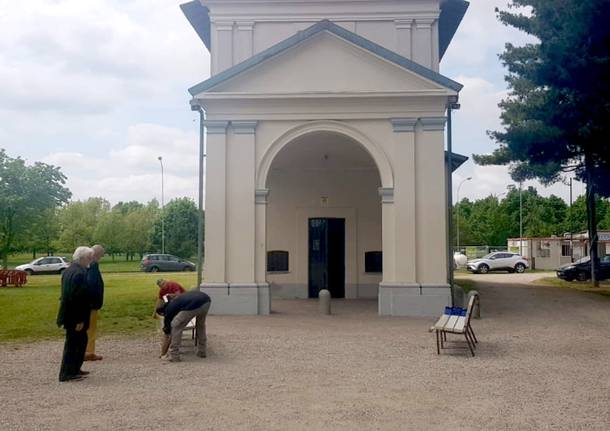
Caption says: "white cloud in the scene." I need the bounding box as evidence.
[0,0,209,115]
[42,123,200,205]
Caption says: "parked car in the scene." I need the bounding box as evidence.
[15,256,70,275]
[556,255,610,282]
[466,252,529,274]
[140,254,195,272]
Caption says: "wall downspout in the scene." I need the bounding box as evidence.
[191,101,206,288]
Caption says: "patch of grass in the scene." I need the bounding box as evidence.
[534,277,610,297]
[0,272,198,342]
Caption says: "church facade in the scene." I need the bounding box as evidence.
[182,0,469,316]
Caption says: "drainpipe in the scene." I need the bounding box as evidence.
[191,100,206,288]
[446,96,460,307]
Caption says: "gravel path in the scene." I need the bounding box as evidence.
[1,281,609,431]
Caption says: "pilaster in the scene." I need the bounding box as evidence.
[413,18,434,69]
[235,21,254,64]
[203,120,229,283]
[214,21,234,74]
[395,19,413,60]
[390,118,417,283]
[226,121,258,283]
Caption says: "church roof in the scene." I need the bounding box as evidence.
[180,0,469,61]
[187,19,463,96]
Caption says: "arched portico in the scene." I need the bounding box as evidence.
[256,120,394,190]
[256,125,388,302]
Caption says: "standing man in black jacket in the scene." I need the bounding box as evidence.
[57,246,94,382]
[85,244,105,361]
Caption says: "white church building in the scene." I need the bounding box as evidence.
[181,0,469,316]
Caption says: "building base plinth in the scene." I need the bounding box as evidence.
[378,283,451,317]
[200,283,270,315]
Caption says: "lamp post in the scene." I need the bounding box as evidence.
[456,176,472,253]
[158,156,165,254]
[519,181,523,256]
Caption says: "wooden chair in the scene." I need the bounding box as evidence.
[0,270,27,287]
[431,295,478,356]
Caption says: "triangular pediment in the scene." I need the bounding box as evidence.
[189,20,462,98]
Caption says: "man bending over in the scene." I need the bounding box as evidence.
[156,289,211,362]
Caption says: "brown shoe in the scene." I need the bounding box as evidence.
[84,353,103,361]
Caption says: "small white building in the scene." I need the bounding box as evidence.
[507,231,610,270]
[182,0,469,316]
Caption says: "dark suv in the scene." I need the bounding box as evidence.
[140,254,195,272]
[556,256,610,282]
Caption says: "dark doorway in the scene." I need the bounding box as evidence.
[308,218,345,298]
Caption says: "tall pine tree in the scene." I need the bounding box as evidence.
[475,0,610,285]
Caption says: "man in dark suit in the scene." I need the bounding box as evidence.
[57,246,94,382]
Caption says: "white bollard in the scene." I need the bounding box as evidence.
[319,289,331,315]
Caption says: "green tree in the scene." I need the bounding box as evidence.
[151,198,199,258]
[57,198,110,251]
[474,0,610,284]
[0,150,71,268]
[24,208,62,257]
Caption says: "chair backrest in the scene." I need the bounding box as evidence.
[464,294,476,323]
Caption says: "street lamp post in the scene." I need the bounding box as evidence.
[456,176,472,253]
[158,156,165,254]
[519,181,523,256]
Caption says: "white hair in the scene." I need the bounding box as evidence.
[73,246,94,263]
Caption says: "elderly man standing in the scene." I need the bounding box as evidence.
[85,244,105,361]
[57,246,94,382]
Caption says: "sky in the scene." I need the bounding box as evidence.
[0,0,586,206]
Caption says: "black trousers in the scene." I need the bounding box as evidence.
[59,327,88,381]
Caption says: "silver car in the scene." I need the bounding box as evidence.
[15,256,70,275]
[466,252,529,274]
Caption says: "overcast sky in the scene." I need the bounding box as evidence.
[0,0,585,206]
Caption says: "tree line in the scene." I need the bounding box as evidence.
[1,149,201,268]
[454,186,610,247]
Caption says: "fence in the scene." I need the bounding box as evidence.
[453,246,508,259]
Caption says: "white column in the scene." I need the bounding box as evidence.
[413,18,434,68]
[214,21,234,74]
[390,118,417,283]
[379,187,396,284]
[203,120,229,283]
[235,21,254,64]
[395,19,413,59]
[226,121,257,283]
[416,117,448,285]
[255,189,269,283]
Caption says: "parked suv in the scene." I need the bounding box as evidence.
[140,254,195,272]
[556,256,610,282]
[466,252,529,274]
[15,256,69,275]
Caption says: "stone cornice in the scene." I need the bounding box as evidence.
[255,188,270,204]
[420,117,447,131]
[232,121,258,134]
[391,118,418,133]
[378,187,394,204]
[204,120,229,134]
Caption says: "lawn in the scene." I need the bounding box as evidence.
[0,272,198,342]
[534,277,610,297]
[5,252,154,273]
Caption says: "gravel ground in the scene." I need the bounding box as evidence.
[1,281,609,431]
